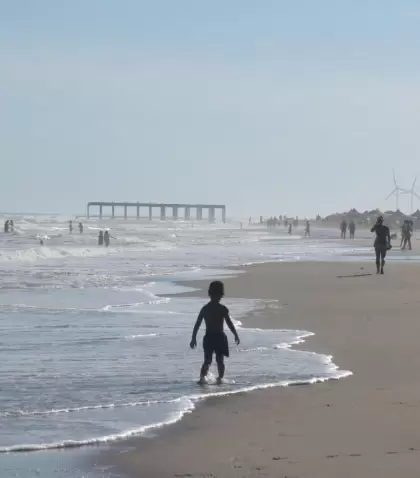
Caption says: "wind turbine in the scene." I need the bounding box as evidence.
[385,170,407,211]
[402,176,420,215]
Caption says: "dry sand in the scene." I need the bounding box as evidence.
[108,261,420,478]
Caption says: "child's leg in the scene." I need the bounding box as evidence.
[215,352,225,379]
[200,349,212,379]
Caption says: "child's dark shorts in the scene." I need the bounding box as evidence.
[203,332,229,358]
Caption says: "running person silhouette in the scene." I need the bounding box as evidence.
[190,281,240,385]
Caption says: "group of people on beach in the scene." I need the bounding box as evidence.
[69,221,83,234]
[98,230,111,247]
[38,222,113,247]
[266,217,300,229]
[264,217,310,237]
[4,220,14,233]
[340,219,356,239]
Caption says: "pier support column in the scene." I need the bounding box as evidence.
[149,206,153,220]
[209,207,215,223]
[111,205,115,219]
[137,203,140,219]
[222,207,226,223]
[196,207,203,220]
[124,204,128,220]
[87,205,90,219]
[185,207,190,220]
[99,205,103,219]
[160,206,166,221]
[173,206,178,220]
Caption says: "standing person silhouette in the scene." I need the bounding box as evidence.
[304,220,311,238]
[190,281,240,385]
[340,219,347,239]
[349,221,356,239]
[104,231,110,247]
[371,215,391,275]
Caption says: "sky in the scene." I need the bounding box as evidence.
[2,1,420,217]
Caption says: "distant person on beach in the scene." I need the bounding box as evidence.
[304,220,310,238]
[79,222,83,234]
[190,281,240,385]
[340,219,347,239]
[69,221,73,234]
[288,223,292,235]
[401,221,408,249]
[104,231,110,247]
[98,231,104,246]
[371,215,391,275]
[349,221,356,239]
[400,221,406,248]
[10,220,14,232]
[401,220,413,250]
[408,221,413,249]
[4,220,9,233]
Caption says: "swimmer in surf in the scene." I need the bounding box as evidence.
[190,281,240,385]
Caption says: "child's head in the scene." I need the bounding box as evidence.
[208,281,224,301]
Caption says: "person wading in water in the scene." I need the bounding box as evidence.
[190,281,240,385]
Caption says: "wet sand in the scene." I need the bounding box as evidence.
[108,261,420,478]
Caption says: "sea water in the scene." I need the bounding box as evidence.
[0,215,380,477]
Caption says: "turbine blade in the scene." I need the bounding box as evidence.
[413,176,418,191]
[386,188,397,200]
[393,169,397,186]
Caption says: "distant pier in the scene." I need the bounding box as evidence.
[87,202,226,223]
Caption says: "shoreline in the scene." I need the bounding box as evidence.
[101,259,420,477]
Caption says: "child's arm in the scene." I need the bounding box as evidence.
[190,309,204,349]
[225,313,240,345]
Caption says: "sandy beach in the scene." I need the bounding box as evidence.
[108,260,420,478]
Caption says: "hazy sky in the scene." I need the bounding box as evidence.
[2,1,420,217]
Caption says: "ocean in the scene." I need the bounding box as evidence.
[0,215,402,477]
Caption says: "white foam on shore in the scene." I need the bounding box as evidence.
[0,366,351,453]
[0,325,351,454]
[124,333,159,339]
[0,397,186,418]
